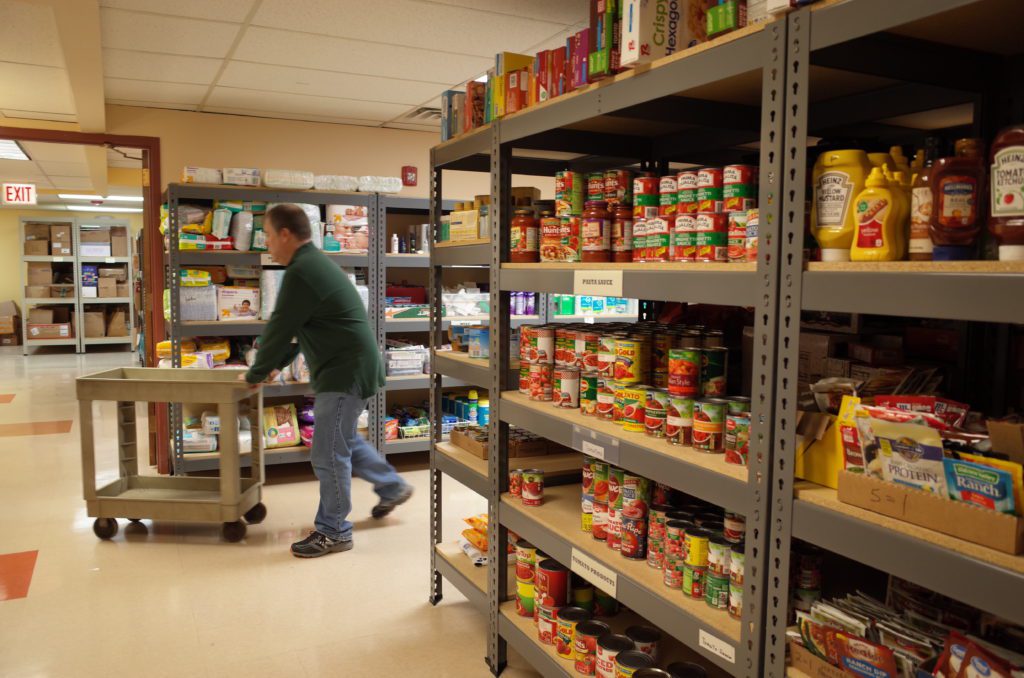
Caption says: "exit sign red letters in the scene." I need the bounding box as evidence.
[2,183,36,205]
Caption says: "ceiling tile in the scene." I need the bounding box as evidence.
[202,106,382,128]
[99,0,257,22]
[218,62,447,106]
[205,87,411,121]
[105,78,208,104]
[20,142,88,163]
[0,158,43,175]
[0,1,63,67]
[252,0,565,57]
[45,176,95,190]
[1,109,77,123]
[103,49,223,85]
[107,99,199,112]
[37,160,91,178]
[234,27,490,85]
[0,62,75,114]
[100,7,241,58]
[424,0,587,25]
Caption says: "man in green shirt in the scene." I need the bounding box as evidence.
[245,204,412,558]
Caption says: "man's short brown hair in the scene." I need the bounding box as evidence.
[266,203,312,240]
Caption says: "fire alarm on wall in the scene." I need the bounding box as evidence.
[402,166,418,186]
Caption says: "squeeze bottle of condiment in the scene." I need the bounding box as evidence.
[811,149,873,261]
[889,145,912,177]
[988,123,1024,261]
[881,165,909,259]
[909,137,941,260]
[894,170,912,259]
[929,138,985,260]
[868,152,895,169]
[851,167,900,261]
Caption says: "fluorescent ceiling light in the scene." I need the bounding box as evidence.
[0,139,30,161]
[474,74,488,83]
[67,205,142,213]
[58,193,144,202]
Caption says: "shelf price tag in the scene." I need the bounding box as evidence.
[573,425,620,464]
[573,270,623,297]
[571,548,617,597]
[699,630,736,664]
[53,256,65,262]
[105,257,116,263]
[260,253,276,266]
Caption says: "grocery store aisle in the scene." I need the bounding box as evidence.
[0,348,536,677]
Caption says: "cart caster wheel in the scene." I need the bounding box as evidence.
[243,503,267,525]
[222,521,247,542]
[93,518,118,539]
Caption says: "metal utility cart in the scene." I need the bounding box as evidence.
[78,368,266,542]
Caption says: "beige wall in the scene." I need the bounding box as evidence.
[1,209,142,304]
[105,105,554,202]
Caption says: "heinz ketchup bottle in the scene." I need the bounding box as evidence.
[989,124,1024,261]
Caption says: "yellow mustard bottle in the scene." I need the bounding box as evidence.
[868,151,895,169]
[811,149,874,261]
[851,167,900,261]
[889,145,912,177]
[894,170,913,259]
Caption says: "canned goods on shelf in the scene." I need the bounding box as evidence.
[553,366,581,408]
[682,564,706,599]
[509,469,523,498]
[536,558,570,607]
[574,619,611,676]
[619,508,647,560]
[597,633,634,678]
[700,348,728,396]
[607,467,624,510]
[666,395,695,446]
[684,528,711,567]
[529,363,554,402]
[730,542,746,585]
[724,512,746,543]
[591,501,609,541]
[593,461,610,504]
[729,581,744,619]
[746,208,759,262]
[555,606,590,659]
[727,210,749,263]
[625,625,661,662]
[707,535,732,576]
[621,473,651,517]
[705,572,730,610]
[693,398,727,452]
[580,374,599,416]
[606,506,622,551]
[620,386,647,432]
[521,469,544,506]
[724,412,750,466]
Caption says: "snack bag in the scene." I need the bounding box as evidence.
[956,642,1014,678]
[461,528,488,552]
[874,395,970,428]
[464,514,489,533]
[263,404,299,448]
[833,632,899,678]
[837,395,865,472]
[943,458,1017,515]
[299,424,314,446]
[156,339,196,359]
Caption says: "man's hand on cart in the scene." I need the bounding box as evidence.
[238,370,280,392]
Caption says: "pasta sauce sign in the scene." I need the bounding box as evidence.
[2,183,36,205]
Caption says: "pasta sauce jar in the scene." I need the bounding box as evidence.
[582,200,612,262]
[611,203,634,262]
[510,208,539,263]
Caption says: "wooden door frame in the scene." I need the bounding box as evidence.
[0,126,171,473]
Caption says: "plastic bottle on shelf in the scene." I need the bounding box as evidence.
[889,145,912,177]
[929,138,985,260]
[851,167,900,261]
[909,137,941,261]
[890,167,912,259]
[467,390,479,425]
[868,151,895,169]
[478,398,490,426]
[988,123,1024,261]
[409,227,418,253]
[390,233,399,254]
[811,149,874,261]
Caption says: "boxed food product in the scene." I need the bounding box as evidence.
[621,0,710,68]
[23,240,48,256]
[83,311,106,338]
[222,168,261,186]
[110,227,129,257]
[182,166,222,184]
[263,404,300,448]
[217,286,260,320]
[707,0,747,37]
[27,263,52,286]
[180,285,218,321]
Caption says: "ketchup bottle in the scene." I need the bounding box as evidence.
[929,138,985,260]
[988,124,1024,261]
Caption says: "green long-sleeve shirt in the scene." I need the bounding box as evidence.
[245,242,384,398]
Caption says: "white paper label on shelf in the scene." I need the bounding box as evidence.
[260,253,276,266]
[573,425,620,464]
[105,257,115,263]
[571,548,617,597]
[698,630,736,664]
[53,256,64,262]
[573,270,623,297]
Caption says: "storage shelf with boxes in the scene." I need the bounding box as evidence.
[20,217,79,353]
[77,220,134,352]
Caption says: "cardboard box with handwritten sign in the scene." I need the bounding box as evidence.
[837,470,1024,554]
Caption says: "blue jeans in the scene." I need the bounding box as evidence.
[311,391,405,540]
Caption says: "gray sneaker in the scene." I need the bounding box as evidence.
[291,531,353,558]
[372,484,414,519]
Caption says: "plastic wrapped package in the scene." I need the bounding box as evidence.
[358,409,369,430]
[216,200,267,214]
[222,168,260,186]
[300,425,315,446]
[251,215,267,251]
[211,208,232,239]
[198,337,230,364]
[261,269,285,319]
[225,264,259,279]
[201,410,248,435]
[229,211,253,251]
[180,351,216,369]
[182,166,221,184]
[156,339,196,359]
[326,204,369,251]
[358,176,402,193]
[291,353,310,383]
[314,175,358,191]
[262,169,314,189]
[182,428,217,453]
[263,404,300,448]
[298,397,315,424]
[180,269,212,286]
[180,285,218,321]
[178,205,211,234]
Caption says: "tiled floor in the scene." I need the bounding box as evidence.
[0,347,538,677]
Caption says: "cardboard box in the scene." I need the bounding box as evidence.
[987,420,1024,467]
[510,187,541,205]
[49,285,75,299]
[83,311,106,338]
[217,286,260,320]
[50,241,72,256]
[98,266,127,282]
[116,283,130,298]
[825,357,852,378]
[848,335,903,366]
[450,428,488,460]
[801,311,862,334]
[24,285,48,299]
[80,228,110,243]
[0,326,21,346]
[795,410,841,489]
[28,307,70,325]
[0,300,20,334]
[23,240,48,256]
[110,228,129,257]
[838,470,1024,554]
[50,224,72,242]
[105,309,128,337]
[848,364,914,397]
[98,278,117,298]
[23,223,50,241]
[788,641,847,678]
[621,0,710,68]
[799,332,851,382]
[81,243,112,257]
[27,263,53,286]
[26,323,72,339]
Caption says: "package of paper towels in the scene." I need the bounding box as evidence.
[263,169,314,189]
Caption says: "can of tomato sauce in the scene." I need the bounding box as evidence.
[582,456,595,495]
[725,412,750,465]
[592,461,610,504]
[616,650,656,676]
[525,325,554,364]
[597,334,617,378]
[723,164,758,212]
[594,589,619,618]
[663,550,684,588]
[696,167,724,213]
[515,539,536,581]
[529,363,554,402]
[615,337,649,383]
[730,543,745,585]
[537,602,561,644]
[684,528,711,567]
[665,519,689,559]
[644,388,669,438]
[620,386,647,432]
[596,378,616,420]
[554,327,570,366]
[587,172,606,200]
[694,212,728,262]
[621,472,651,517]
[724,512,746,543]
[619,506,648,559]
[521,469,544,506]
[592,500,609,541]
[606,169,633,205]
[576,331,601,372]
[573,581,595,613]
[560,216,581,263]
[626,625,662,662]
[536,558,570,607]
[540,211,563,262]
[582,493,594,533]
[556,171,584,217]
[667,348,701,397]
[607,466,624,510]
[659,175,678,219]
[693,398,726,452]
[677,169,698,202]
[651,332,673,388]
[729,581,744,619]
[580,374,599,416]
[648,503,672,541]
[708,534,732,576]
[666,396,694,446]
[700,348,727,397]
[606,506,622,551]
[645,217,670,262]
[516,579,536,617]
[631,218,648,262]
[553,366,581,408]
[683,565,706,599]
[574,619,611,676]
[727,210,749,262]
[519,364,530,394]
[745,208,759,263]
[597,634,634,678]
[556,606,590,659]
[509,469,523,498]
[647,537,665,570]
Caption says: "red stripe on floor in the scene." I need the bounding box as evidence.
[0,420,73,437]
[0,551,38,601]
[0,394,14,404]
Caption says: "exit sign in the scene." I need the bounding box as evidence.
[2,183,36,205]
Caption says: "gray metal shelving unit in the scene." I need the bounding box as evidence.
[20,217,80,354]
[77,218,135,352]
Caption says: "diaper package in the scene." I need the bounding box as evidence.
[263,169,314,189]
[229,211,253,251]
[263,404,300,448]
